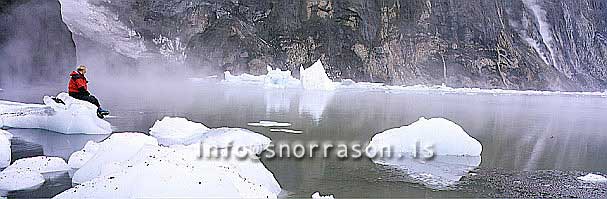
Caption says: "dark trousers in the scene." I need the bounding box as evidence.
[69,93,101,108]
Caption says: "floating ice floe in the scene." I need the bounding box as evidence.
[312,192,335,199]
[300,60,337,91]
[578,173,607,183]
[368,117,482,189]
[149,117,210,146]
[72,133,159,184]
[0,93,112,135]
[200,128,272,155]
[0,169,45,192]
[224,71,266,85]
[264,66,302,89]
[248,121,292,127]
[3,156,69,174]
[57,127,281,198]
[270,129,303,134]
[0,130,10,168]
[67,141,100,169]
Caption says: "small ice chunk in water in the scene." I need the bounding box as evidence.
[270,129,303,134]
[247,121,292,127]
[578,173,607,183]
[312,192,335,199]
[0,169,45,191]
[3,156,69,174]
[264,66,302,89]
[0,93,112,135]
[367,117,482,189]
[0,130,10,168]
[300,60,337,91]
[149,117,210,146]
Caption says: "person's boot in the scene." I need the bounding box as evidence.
[97,108,109,119]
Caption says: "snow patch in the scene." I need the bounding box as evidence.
[578,173,607,183]
[248,121,292,127]
[312,192,335,199]
[152,35,187,63]
[0,93,112,135]
[368,117,482,188]
[149,117,210,146]
[300,60,337,91]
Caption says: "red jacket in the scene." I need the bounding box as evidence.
[68,71,89,94]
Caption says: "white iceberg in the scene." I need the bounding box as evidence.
[72,133,159,184]
[312,192,335,199]
[0,130,10,168]
[67,141,100,169]
[578,173,607,183]
[3,156,69,174]
[224,71,266,85]
[57,127,281,198]
[300,60,337,91]
[0,169,45,191]
[149,117,210,146]
[0,93,112,135]
[248,121,292,127]
[368,117,482,189]
[264,66,302,89]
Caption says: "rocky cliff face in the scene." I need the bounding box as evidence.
[0,0,76,87]
[58,0,607,91]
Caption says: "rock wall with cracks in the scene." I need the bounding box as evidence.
[56,0,607,91]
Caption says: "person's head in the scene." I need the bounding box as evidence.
[76,65,87,74]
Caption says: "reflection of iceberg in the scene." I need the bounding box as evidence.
[264,89,297,113]
[368,117,482,189]
[0,93,112,135]
[298,91,334,122]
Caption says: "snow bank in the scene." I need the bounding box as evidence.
[0,93,112,135]
[149,117,209,146]
[68,141,100,169]
[248,121,292,127]
[578,173,607,183]
[3,156,69,174]
[0,169,45,191]
[58,128,281,198]
[300,60,337,91]
[72,133,159,184]
[368,117,482,189]
[312,192,335,199]
[264,66,302,89]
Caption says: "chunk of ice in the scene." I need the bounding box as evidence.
[312,192,335,199]
[0,93,112,134]
[0,169,45,191]
[578,173,607,183]
[68,141,100,169]
[3,156,69,174]
[247,121,292,127]
[300,60,337,91]
[149,117,209,146]
[0,130,10,168]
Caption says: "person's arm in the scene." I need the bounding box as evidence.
[75,78,90,95]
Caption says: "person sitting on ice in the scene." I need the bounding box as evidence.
[68,65,110,118]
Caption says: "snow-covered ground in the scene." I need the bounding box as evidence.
[0,93,112,135]
[368,117,482,189]
[56,126,281,198]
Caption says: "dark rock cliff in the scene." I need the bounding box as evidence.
[0,0,76,87]
[53,0,607,90]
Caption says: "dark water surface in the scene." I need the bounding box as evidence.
[1,81,606,198]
